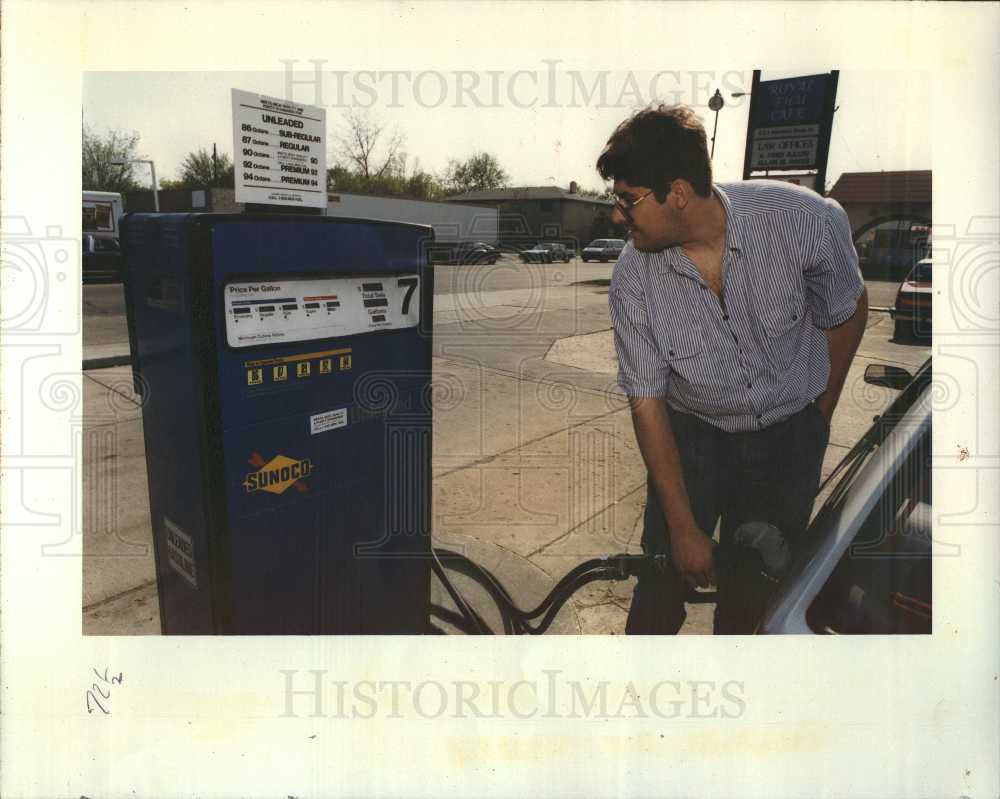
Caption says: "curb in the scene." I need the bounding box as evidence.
[83,355,132,371]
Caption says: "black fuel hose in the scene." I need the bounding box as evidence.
[430,522,790,635]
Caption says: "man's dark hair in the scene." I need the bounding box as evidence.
[596,104,713,200]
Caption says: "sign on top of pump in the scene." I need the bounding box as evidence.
[231,88,327,209]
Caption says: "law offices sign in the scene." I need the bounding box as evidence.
[741,71,839,191]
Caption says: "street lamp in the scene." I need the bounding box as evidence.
[111,157,159,211]
[708,89,725,160]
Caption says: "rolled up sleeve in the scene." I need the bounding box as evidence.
[804,198,865,328]
[608,279,669,397]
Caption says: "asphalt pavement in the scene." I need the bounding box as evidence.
[81,257,929,635]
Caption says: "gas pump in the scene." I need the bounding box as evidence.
[124,212,433,634]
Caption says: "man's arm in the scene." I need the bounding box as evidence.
[814,287,868,424]
[628,396,716,588]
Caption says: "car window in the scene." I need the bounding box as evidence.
[805,425,931,634]
[608,239,625,246]
[910,261,932,283]
[587,240,606,247]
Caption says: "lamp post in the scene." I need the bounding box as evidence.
[708,89,725,159]
[111,157,159,211]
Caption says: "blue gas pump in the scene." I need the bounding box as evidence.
[123,213,434,634]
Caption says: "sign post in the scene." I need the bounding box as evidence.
[231,89,327,212]
[741,70,839,194]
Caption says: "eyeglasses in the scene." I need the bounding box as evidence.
[612,187,660,223]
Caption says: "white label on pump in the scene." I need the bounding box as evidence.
[310,408,347,435]
[164,517,197,588]
[224,275,420,348]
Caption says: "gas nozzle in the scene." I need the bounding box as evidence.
[729,521,791,581]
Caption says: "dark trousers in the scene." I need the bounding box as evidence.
[625,402,830,635]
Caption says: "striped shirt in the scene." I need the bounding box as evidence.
[608,180,864,433]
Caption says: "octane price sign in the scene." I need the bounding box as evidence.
[231,88,327,209]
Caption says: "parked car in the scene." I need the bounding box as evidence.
[429,240,500,265]
[520,242,572,264]
[581,238,626,262]
[891,257,932,340]
[759,358,932,634]
[82,234,123,283]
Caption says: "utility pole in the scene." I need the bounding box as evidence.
[708,89,725,160]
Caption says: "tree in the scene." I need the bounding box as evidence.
[327,111,445,201]
[170,147,235,188]
[442,152,509,196]
[577,186,614,200]
[327,157,444,202]
[82,125,144,193]
[333,109,406,181]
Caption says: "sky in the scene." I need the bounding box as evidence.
[83,67,931,194]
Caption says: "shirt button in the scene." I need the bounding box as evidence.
[668,349,676,357]
[746,382,752,389]
[723,314,729,321]
[792,313,798,321]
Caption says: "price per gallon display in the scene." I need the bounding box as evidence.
[224,275,420,348]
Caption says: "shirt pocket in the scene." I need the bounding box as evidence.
[655,309,705,383]
[751,276,806,372]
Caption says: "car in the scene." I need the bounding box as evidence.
[581,238,626,262]
[758,358,932,634]
[520,242,572,264]
[891,257,932,340]
[82,234,123,284]
[429,240,500,265]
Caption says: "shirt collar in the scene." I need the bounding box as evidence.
[655,183,744,275]
[712,183,744,254]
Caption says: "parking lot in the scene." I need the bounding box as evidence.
[82,254,930,634]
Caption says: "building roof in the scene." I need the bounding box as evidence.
[829,170,932,205]
[326,190,494,210]
[444,186,614,205]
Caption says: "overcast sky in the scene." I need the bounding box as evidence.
[84,66,930,193]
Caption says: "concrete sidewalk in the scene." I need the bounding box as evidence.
[82,271,929,635]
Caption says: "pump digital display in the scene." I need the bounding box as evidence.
[224,275,420,348]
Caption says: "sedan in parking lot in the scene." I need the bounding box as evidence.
[891,257,932,340]
[520,242,572,264]
[429,240,500,265]
[759,359,932,634]
[581,238,625,262]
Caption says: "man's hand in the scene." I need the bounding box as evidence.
[670,525,717,588]
[627,396,716,588]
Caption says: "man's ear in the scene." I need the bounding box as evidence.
[671,179,693,210]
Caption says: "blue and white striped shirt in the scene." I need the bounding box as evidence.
[608,180,864,433]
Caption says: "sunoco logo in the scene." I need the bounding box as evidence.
[244,452,313,494]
